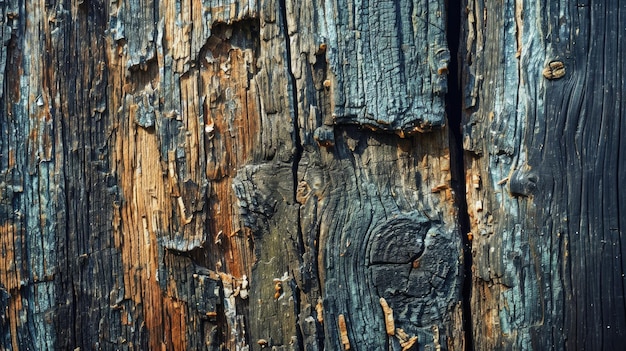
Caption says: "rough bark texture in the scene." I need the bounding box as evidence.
[461,0,626,349]
[1,0,624,350]
[1,0,463,350]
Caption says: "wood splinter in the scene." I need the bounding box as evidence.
[316,299,324,323]
[338,314,351,350]
[317,42,327,54]
[379,297,395,336]
[177,197,193,224]
[432,325,441,351]
[497,176,509,185]
[401,336,418,351]
[273,279,283,299]
[431,183,449,193]
[396,328,418,351]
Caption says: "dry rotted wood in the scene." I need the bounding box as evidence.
[6,0,625,350]
[0,0,465,350]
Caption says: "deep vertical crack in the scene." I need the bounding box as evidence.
[278,0,305,350]
[277,0,303,194]
[446,0,474,350]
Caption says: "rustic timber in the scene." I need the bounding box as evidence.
[0,0,464,347]
[2,0,462,349]
[6,0,624,350]
[461,0,626,349]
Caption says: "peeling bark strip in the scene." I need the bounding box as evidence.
[338,314,351,350]
[379,297,395,336]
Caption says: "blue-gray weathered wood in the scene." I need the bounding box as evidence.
[461,0,626,349]
[301,0,450,134]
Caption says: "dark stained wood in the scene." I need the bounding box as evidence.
[460,0,626,349]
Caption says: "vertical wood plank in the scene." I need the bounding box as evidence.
[461,0,626,348]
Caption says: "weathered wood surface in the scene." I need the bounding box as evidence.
[4,0,624,349]
[314,0,450,132]
[1,0,464,350]
[461,0,626,349]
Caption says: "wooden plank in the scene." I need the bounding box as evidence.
[461,0,626,348]
[0,0,466,350]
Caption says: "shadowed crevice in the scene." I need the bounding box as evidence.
[445,0,474,350]
[278,0,306,350]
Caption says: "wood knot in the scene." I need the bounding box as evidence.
[508,165,537,197]
[542,61,565,80]
[369,214,429,264]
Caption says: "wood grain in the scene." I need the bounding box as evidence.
[22,0,626,349]
[461,0,626,348]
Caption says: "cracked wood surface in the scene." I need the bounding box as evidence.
[0,0,462,350]
[461,0,626,349]
[2,0,624,350]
